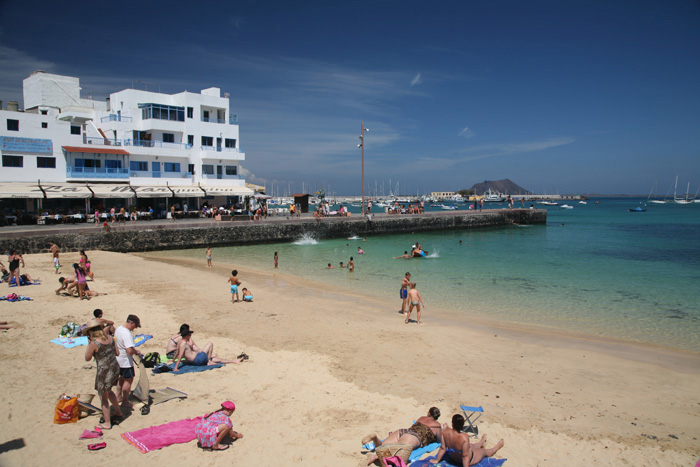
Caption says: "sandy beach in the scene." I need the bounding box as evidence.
[0,250,698,466]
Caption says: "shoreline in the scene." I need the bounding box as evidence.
[0,251,697,466]
[138,251,700,374]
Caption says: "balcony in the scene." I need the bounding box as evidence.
[85,136,123,146]
[100,114,133,123]
[66,166,129,180]
[130,170,193,179]
[124,139,192,150]
[200,114,239,124]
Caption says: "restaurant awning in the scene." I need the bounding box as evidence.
[169,186,206,198]
[41,184,93,199]
[131,186,173,198]
[89,184,135,199]
[201,186,254,196]
[0,183,45,199]
[62,146,130,155]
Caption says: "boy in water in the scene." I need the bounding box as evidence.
[348,257,354,272]
[393,251,410,259]
[339,262,345,268]
[326,263,334,269]
[228,270,241,303]
[405,282,425,324]
[274,252,278,268]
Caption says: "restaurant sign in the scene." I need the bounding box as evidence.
[0,136,53,153]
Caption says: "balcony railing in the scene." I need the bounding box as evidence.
[100,114,133,123]
[84,136,123,146]
[200,146,244,153]
[229,114,238,124]
[201,173,241,180]
[130,171,194,179]
[66,167,129,179]
[123,139,193,150]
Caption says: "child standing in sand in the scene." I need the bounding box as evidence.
[206,246,212,268]
[405,282,425,324]
[228,270,241,303]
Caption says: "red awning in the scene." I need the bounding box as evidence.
[62,146,130,155]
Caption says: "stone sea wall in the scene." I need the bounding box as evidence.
[0,209,545,254]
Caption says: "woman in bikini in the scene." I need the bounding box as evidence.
[80,250,95,281]
[84,318,123,430]
[362,407,443,466]
[431,414,504,466]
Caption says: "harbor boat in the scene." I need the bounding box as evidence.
[538,201,559,206]
[629,206,646,212]
[560,204,574,209]
[483,189,506,202]
[647,180,667,204]
[578,201,587,205]
[441,205,458,210]
[674,176,694,204]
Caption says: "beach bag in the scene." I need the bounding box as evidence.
[143,352,160,368]
[383,456,407,467]
[54,394,79,424]
[152,363,172,374]
[60,322,81,338]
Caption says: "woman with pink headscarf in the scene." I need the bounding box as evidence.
[194,401,243,451]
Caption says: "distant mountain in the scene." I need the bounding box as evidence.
[469,179,531,195]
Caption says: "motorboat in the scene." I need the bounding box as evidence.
[483,189,506,202]
[560,204,574,209]
[441,205,458,210]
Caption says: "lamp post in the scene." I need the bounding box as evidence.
[358,123,369,214]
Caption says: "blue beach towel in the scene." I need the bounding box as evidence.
[133,334,153,347]
[50,336,89,348]
[410,454,506,467]
[166,363,223,375]
[361,439,439,461]
[0,294,32,302]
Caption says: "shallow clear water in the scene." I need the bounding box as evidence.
[148,198,700,352]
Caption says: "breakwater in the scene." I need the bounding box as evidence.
[0,209,545,254]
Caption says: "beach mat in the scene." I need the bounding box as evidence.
[50,336,88,348]
[150,387,187,405]
[410,455,507,467]
[134,334,153,347]
[122,416,202,453]
[167,363,223,375]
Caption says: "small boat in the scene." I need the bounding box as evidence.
[629,206,646,212]
[560,204,573,209]
[483,188,506,202]
[538,201,559,206]
[441,205,458,210]
[578,201,587,205]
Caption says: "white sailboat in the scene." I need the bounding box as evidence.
[674,176,693,205]
[647,180,666,204]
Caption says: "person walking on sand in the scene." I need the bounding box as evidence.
[206,246,212,268]
[348,257,354,272]
[274,251,278,269]
[49,243,60,274]
[400,272,411,314]
[405,282,425,324]
[115,314,143,409]
[170,205,176,222]
[228,270,241,303]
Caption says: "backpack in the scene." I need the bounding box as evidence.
[143,352,160,368]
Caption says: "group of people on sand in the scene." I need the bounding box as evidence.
[54,249,103,299]
[84,313,247,449]
[362,407,504,466]
[399,272,425,324]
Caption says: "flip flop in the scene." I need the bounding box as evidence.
[88,442,106,451]
[211,444,229,451]
[79,429,102,439]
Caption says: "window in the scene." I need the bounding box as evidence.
[187,135,194,146]
[202,164,214,175]
[2,155,23,167]
[202,110,209,121]
[201,136,213,147]
[75,159,101,168]
[225,138,237,148]
[162,133,174,143]
[139,103,185,122]
[188,163,195,175]
[71,125,81,135]
[42,122,48,128]
[37,157,56,168]
[225,165,237,175]
[187,107,193,118]
[130,161,148,171]
[40,110,48,115]
[7,119,19,131]
[105,160,122,169]
[164,162,181,172]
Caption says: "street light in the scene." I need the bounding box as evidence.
[358,123,369,214]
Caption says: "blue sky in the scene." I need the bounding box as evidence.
[1,0,699,196]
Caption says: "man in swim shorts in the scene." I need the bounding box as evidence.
[172,328,243,372]
[400,272,411,315]
[115,314,143,408]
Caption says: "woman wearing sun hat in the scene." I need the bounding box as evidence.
[84,318,122,430]
[194,401,243,451]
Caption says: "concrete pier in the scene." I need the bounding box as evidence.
[0,209,546,254]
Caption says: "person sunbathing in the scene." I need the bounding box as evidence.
[362,407,443,466]
[166,324,201,360]
[431,414,504,466]
[172,328,243,372]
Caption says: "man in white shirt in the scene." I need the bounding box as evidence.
[115,314,142,409]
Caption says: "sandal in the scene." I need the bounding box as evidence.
[88,442,106,451]
[141,405,150,415]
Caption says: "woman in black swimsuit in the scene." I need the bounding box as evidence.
[7,251,24,288]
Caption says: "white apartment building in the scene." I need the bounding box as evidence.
[0,71,252,214]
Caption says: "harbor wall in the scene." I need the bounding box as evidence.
[0,209,545,254]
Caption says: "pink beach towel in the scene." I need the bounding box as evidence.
[121,416,203,453]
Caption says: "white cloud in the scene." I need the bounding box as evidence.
[458,127,475,139]
[410,73,422,86]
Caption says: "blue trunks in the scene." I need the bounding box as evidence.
[193,351,208,366]
[400,289,408,299]
[231,284,238,293]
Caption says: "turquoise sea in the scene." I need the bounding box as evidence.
[150,198,700,353]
